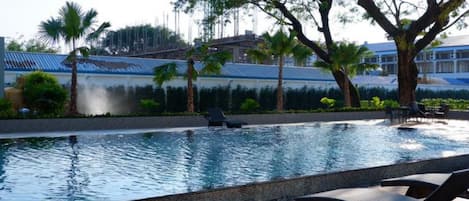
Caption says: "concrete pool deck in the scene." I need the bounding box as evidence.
[0,111,468,134]
[0,111,380,134]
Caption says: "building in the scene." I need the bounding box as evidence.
[3,51,336,89]
[122,31,264,64]
[364,35,469,85]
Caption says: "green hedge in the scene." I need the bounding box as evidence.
[90,85,469,114]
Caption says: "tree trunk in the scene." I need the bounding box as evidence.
[331,70,360,107]
[68,39,78,115]
[343,68,351,107]
[277,56,284,111]
[187,58,195,113]
[397,49,418,106]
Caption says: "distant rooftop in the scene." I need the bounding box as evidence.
[365,35,469,52]
[4,51,334,82]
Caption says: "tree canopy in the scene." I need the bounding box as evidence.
[174,0,365,107]
[100,24,188,55]
[6,38,58,53]
[174,0,469,105]
[357,0,468,104]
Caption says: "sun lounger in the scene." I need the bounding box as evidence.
[407,102,431,121]
[433,104,450,119]
[381,172,469,198]
[295,168,469,201]
[204,107,247,128]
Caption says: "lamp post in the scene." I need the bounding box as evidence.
[0,37,5,98]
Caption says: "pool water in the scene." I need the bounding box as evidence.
[0,120,468,200]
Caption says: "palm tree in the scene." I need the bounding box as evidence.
[39,2,110,115]
[248,30,312,111]
[315,42,377,107]
[154,43,231,112]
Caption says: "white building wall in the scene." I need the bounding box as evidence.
[6,70,469,91]
[5,71,339,90]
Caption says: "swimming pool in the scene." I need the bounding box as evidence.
[0,120,468,200]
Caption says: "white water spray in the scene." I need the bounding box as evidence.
[78,84,114,115]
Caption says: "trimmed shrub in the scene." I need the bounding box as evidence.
[23,71,67,115]
[0,99,15,118]
[139,99,160,114]
[240,98,260,112]
[199,86,230,112]
[421,98,469,110]
[371,96,384,108]
[166,87,187,112]
[320,97,336,108]
[231,85,257,112]
[153,87,166,113]
[258,87,276,111]
[383,99,399,108]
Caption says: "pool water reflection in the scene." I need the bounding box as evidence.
[0,120,468,200]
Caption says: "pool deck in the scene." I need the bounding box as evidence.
[1,111,382,134]
[0,111,468,134]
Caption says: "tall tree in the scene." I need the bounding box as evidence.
[154,43,231,112]
[174,0,364,107]
[248,30,312,111]
[39,1,110,115]
[100,24,187,55]
[315,42,377,107]
[357,0,468,105]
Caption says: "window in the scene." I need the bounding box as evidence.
[436,61,454,73]
[364,56,378,63]
[381,55,396,63]
[456,50,469,59]
[417,62,433,73]
[416,52,433,61]
[458,61,469,72]
[382,64,397,74]
[435,51,452,60]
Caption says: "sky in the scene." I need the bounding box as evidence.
[0,0,466,52]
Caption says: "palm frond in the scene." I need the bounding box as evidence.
[76,46,90,57]
[200,50,232,75]
[292,44,312,66]
[60,1,83,41]
[39,17,63,44]
[82,9,98,30]
[154,62,178,86]
[86,22,111,41]
[247,48,269,63]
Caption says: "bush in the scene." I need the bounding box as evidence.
[421,98,469,110]
[23,71,67,115]
[383,99,400,108]
[320,97,336,108]
[139,99,160,114]
[231,85,257,112]
[240,98,260,112]
[0,99,15,118]
[371,96,384,108]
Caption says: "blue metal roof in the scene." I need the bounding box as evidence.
[4,51,334,81]
[365,35,469,53]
